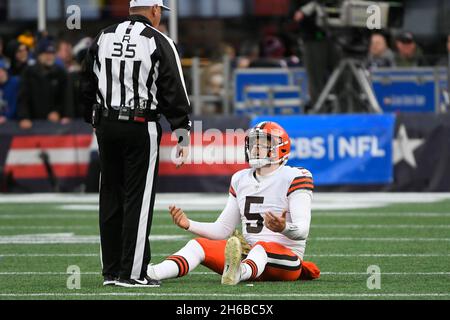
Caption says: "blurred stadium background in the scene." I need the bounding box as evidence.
[0,0,450,300]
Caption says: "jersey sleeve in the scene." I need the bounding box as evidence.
[80,32,102,123]
[281,191,312,241]
[187,170,244,240]
[155,34,192,133]
[286,169,314,197]
[187,194,240,240]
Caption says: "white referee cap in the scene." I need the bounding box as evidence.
[130,0,170,11]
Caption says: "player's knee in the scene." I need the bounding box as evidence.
[194,238,207,247]
[187,239,201,250]
[193,238,209,253]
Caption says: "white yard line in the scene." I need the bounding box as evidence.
[306,254,450,257]
[1,224,450,230]
[0,254,100,257]
[0,215,97,219]
[0,271,448,276]
[320,272,450,275]
[2,212,450,220]
[0,234,188,244]
[0,272,100,275]
[0,213,215,219]
[0,292,448,298]
[0,226,97,230]
[312,213,450,217]
[313,237,450,242]
[0,235,448,245]
[312,224,450,229]
[1,193,450,212]
[0,253,172,257]
[1,253,450,258]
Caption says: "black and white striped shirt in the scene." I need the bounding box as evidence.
[81,15,191,132]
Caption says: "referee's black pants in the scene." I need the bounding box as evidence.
[95,118,161,280]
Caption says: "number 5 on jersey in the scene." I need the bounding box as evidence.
[244,196,264,234]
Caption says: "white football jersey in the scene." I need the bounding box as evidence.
[229,165,313,258]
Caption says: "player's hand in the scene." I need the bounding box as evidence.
[176,145,189,169]
[294,10,305,22]
[47,112,61,123]
[60,117,71,125]
[169,205,190,230]
[264,210,287,233]
[19,119,33,130]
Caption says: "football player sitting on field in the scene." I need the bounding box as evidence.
[148,121,320,285]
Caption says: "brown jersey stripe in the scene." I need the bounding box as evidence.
[292,177,313,182]
[289,183,314,192]
[172,255,189,277]
[243,259,258,279]
[167,256,185,277]
[290,179,313,188]
[267,252,299,261]
[167,257,184,277]
[291,177,313,184]
[266,262,302,271]
[287,185,314,197]
[250,261,258,279]
[177,255,190,276]
[289,183,314,191]
[229,186,236,197]
[256,122,268,130]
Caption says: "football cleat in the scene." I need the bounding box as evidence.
[221,236,242,285]
[103,275,118,286]
[115,276,161,288]
[147,264,160,281]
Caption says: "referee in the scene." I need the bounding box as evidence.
[81,0,191,288]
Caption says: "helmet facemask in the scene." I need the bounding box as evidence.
[245,129,288,169]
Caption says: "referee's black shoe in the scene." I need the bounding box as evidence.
[115,276,161,288]
[103,275,118,286]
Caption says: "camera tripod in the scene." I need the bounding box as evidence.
[311,58,383,114]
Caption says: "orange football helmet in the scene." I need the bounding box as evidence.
[245,121,291,168]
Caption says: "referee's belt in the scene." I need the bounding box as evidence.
[102,108,160,123]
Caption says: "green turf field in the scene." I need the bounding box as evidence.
[0,196,449,300]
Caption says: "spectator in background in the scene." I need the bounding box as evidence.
[284,42,302,67]
[17,39,72,130]
[366,32,395,69]
[249,36,288,68]
[56,39,75,71]
[200,42,237,114]
[5,40,29,76]
[17,31,35,52]
[236,41,260,68]
[394,32,428,67]
[0,36,8,65]
[0,60,19,124]
[437,34,450,67]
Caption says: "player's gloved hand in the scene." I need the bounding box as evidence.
[264,210,287,233]
[169,205,190,230]
[232,230,251,256]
